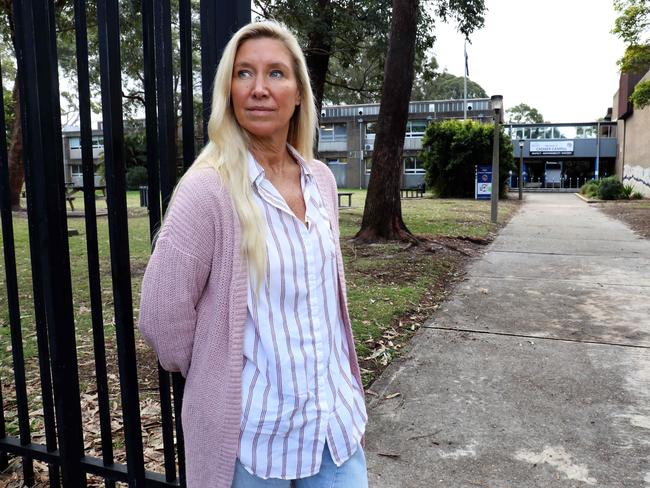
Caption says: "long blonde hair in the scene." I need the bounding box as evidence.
[188,21,317,285]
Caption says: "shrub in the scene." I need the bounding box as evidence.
[580,180,600,198]
[622,184,634,199]
[631,191,644,200]
[126,166,148,190]
[420,119,515,198]
[597,176,625,200]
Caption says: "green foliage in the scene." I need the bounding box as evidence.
[580,180,601,198]
[597,176,626,200]
[631,190,645,199]
[56,1,202,120]
[618,44,650,73]
[623,183,635,198]
[256,0,429,104]
[613,1,650,84]
[2,84,12,140]
[420,119,515,198]
[630,78,650,108]
[507,103,544,124]
[126,166,148,191]
[612,0,650,44]
[124,130,148,169]
[256,0,486,104]
[411,71,487,101]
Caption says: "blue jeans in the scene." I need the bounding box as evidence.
[232,443,368,488]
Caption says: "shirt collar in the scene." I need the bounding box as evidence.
[247,143,312,189]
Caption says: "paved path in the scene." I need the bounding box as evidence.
[365,193,650,487]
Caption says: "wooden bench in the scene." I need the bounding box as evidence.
[65,194,76,211]
[337,192,353,207]
[400,184,425,198]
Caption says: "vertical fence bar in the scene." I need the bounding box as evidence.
[73,2,115,487]
[0,56,30,480]
[27,233,60,488]
[96,1,146,485]
[141,0,161,231]
[4,62,35,488]
[154,0,178,210]
[141,1,178,481]
[200,0,250,140]
[19,74,61,488]
[179,0,194,171]
[154,3,186,483]
[14,1,87,485]
[199,0,217,142]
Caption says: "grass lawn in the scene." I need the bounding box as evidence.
[0,188,519,479]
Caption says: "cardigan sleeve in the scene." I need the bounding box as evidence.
[138,170,218,377]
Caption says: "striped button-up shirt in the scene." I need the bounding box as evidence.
[238,148,367,480]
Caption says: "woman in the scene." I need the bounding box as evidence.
[138,21,368,488]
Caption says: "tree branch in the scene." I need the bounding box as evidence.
[122,91,145,105]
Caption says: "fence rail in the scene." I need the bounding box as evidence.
[508,176,607,191]
[0,1,249,486]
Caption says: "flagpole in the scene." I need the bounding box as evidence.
[463,38,468,120]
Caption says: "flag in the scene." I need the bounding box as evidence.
[464,39,469,78]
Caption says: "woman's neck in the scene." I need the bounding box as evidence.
[250,138,294,175]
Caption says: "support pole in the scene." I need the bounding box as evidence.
[519,140,524,200]
[491,118,500,223]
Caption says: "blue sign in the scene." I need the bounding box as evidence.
[476,165,492,200]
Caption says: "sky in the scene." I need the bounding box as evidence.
[430,0,627,123]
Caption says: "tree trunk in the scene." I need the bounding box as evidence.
[355,0,419,243]
[2,2,24,209]
[304,0,333,116]
[8,76,23,210]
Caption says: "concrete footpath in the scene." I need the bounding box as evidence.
[365,193,650,487]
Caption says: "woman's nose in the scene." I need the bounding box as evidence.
[251,77,269,97]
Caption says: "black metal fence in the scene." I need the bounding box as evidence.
[0,1,249,486]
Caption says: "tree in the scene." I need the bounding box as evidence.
[411,71,487,101]
[613,0,650,108]
[355,0,486,242]
[0,26,14,142]
[507,103,544,124]
[0,0,202,207]
[254,0,437,111]
[420,119,515,198]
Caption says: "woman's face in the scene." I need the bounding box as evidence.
[231,37,301,143]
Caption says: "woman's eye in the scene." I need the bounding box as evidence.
[237,70,253,79]
[269,70,284,79]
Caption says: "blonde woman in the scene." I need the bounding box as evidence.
[138,21,368,488]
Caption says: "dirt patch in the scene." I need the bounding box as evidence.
[351,235,490,387]
[595,200,650,240]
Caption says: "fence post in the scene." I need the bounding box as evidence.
[96,0,146,485]
[13,1,86,485]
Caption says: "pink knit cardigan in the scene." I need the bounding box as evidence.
[138,161,363,488]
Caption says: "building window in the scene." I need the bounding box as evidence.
[326,157,347,165]
[406,120,427,138]
[403,156,425,174]
[601,125,616,138]
[71,164,83,175]
[319,123,347,142]
[69,136,104,150]
[364,158,372,174]
[365,122,377,141]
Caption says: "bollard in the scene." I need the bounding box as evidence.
[139,185,149,208]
